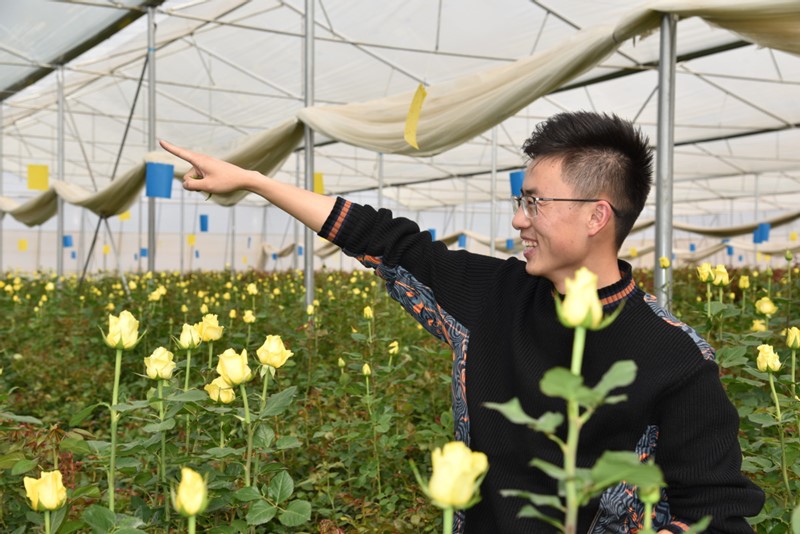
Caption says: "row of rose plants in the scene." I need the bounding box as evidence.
[1,259,800,532]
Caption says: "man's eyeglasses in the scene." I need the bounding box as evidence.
[511,194,621,219]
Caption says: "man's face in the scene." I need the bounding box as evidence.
[512,158,596,289]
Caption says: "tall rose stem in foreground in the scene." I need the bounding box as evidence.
[157,379,170,523]
[564,326,586,531]
[758,344,792,502]
[109,347,123,511]
[240,383,253,487]
[362,363,381,494]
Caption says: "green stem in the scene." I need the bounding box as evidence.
[207,342,214,370]
[364,373,382,495]
[108,347,123,512]
[188,514,196,534]
[706,283,711,319]
[642,502,653,532]
[184,349,192,392]
[240,383,253,487]
[245,324,251,351]
[565,327,587,534]
[442,507,453,534]
[768,373,792,501]
[44,510,51,534]
[158,380,170,523]
[260,369,269,414]
[219,419,225,448]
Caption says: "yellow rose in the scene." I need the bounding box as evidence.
[738,275,750,290]
[659,256,670,269]
[204,376,235,404]
[558,267,603,329]
[362,363,371,376]
[363,305,373,319]
[180,304,189,314]
[229,309,237,319]
[256,335,294,369]
[24,470,67,511]
[243,310,256,324]
[712,264,729,286]
[105,310,140,350]
[200,303,209,314]
[197,314,224,342]
[306,304,315,316]
[628,247,638,258]
[756,344,782,372]
[388,340,400,355]
[144,347,176,380]
[696,262,713,283]
[246,283,258,296]
[216,348,252,386]
[172,467,208,517]
[751,319,767,332]
[787,327,800,350]
[176,323,202,350]
[427,441,488,509]
[755,297,778,317]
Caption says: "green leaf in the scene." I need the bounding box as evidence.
[0,451,26,469]
[112,400,148,413]
[530,459,566,480]
[275,436,301,450]
[499,489,565,511]
[204,447,240,459]
[82,504,116,534]
[540,367,583,400]
[748,412,779,427]
[484,398,538,425]
[142,418,176,433]
[69,404,102,427]
[278,499,311,527]
[590,451,663,493]
[260,386,297,418]
[791,504,800,534]
[0,411,43,425]
[234,486,262,502]
[170,390,209,403]
[253,425,275,449]
[71,485,102,500]
[11,458,38,475]
[517,505,564,529]
[592,360,637,398]
[269,471,294,503]
[60,437,92,455]
[350,333,368,342]
[246,500,277,525]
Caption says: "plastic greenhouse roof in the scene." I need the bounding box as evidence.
[1,0,799,228]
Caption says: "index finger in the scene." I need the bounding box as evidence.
[159,139,196,165]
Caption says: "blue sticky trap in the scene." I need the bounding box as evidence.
[297,246,303,257]
[195,250,199,258]
[145,162,174,199]
[759,223,771,243]
[271,253,278,260]
[199,214,209,232]
[70,250,76,259]
[509,170,525,197]
[739,255,743,262]
[727,246,734,256]
[506,238,514,251]
[457,234,467,248]
[689,243,696,252]
[140,247,148,258]
[427,228,436,241]
[62,235,73,247]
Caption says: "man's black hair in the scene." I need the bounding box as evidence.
[522,111,653,249]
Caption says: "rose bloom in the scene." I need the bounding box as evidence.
[712,264,729,286]
[659,256,670,269]
[204,376,235,404]
[216,348,252,386]
[756,344,782,372]
[24,470,67,512]
[428,441,488,509]
[105,310,140,350]
[256,335,294,368]
[751,319,767,332]
[173,467,208,517]
[243,310,256,324]
[176,323,201,350]
[738,275,750,290]
[144,347,176,380]
[696,262,713,283]
[786,326,800,350]
[197,314,224,342]
[755,296,778,317]
[559,267,602,329]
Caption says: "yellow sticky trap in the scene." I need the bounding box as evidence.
[18,239,28,252]
[313,172,324,194]
[102,244,111,255]
[187,234,196,246]
[119,211,131,221]
[27,164,49,191]
[404,83,427,150]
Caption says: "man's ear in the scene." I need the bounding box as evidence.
[587,201,614,237]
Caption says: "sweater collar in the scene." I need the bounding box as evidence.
[598,260,636,311]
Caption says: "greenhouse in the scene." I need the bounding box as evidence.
[1,0,800,532]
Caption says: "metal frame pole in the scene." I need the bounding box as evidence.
[147,6,157,272]
[303,0,315,306]
[57,66,65,277]
[1,98,5,272]
[654,14,677,309]
[378,153,384,209]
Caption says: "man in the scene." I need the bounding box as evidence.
[161,111,763,532]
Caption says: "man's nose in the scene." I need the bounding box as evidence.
[511,207,530,231]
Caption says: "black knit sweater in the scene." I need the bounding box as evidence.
[320,198,764,533]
